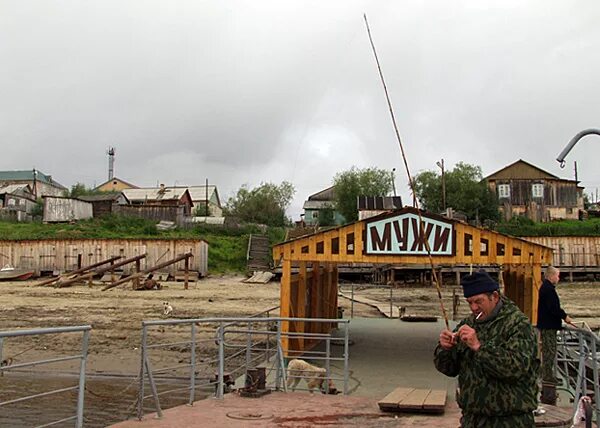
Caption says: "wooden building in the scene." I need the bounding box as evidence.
[187,185,223,217]
[79,193,121,217]
[0,184,37,221]
[484,159,584,222]
[42,196,93,223]
[273,207,552,354]
[302,186,346,226]
[120,185,194,215]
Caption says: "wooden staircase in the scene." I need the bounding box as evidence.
[246,234,271,273]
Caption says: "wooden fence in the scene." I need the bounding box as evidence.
[0,238,208,277]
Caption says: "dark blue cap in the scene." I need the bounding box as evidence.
[461,271,499,298]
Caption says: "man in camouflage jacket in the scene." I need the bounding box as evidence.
[434,271,539,428]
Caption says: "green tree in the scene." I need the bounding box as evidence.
[63,183,110,198]
[194,204,211,217]
[413,162,499,223]
[333,166,394,223]
[225,181,295,227]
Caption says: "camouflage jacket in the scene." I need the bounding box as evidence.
[434,297,539,417]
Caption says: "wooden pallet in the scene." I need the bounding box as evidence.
[378,387,446,414]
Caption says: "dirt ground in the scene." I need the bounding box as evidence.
[1,276,599,376]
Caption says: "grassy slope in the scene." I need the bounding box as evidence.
[0,216,286,274]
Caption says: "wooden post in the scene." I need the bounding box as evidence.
[184,255,189,290]
[297,262,307,351]
[133,259,141,290]
[280,258,292,355]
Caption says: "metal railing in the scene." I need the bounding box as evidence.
[136,316,350,420]
[0,325,91,428]
[556,323,599,424]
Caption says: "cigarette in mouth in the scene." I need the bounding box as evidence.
[475,312,483,320]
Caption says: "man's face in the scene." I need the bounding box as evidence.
[548,269,560,285]
[465,291,499,321]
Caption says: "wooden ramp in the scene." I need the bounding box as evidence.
[338,290,401,318]
[378,387,446,414]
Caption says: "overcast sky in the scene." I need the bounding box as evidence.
[2,1,600,219]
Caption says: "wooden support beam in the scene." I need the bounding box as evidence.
[102,253,192,291]
[35,255,122,287]
[56,254,146,288]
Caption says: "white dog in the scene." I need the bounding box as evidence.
[162,301,173,316]
[286,359,335,394]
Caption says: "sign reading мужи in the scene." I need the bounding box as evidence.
[365,212,453,255]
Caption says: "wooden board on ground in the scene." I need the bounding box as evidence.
[378,387,446,414]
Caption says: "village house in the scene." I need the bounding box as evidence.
[0,169,67,197]
[94,176,138,192]
[484,159,584,222]
[120,185,194,215]
[302,186,346,226]
[0,184,37,221]
[79,193,121,217]
[186,185,223,217]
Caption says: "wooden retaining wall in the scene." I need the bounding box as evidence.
[0,238,208,277]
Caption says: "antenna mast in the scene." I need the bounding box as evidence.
[107,147,116,180]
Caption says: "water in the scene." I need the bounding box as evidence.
[0,373,211,427]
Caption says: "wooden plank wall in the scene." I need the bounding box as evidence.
[280,260,338,355]
[0,238,208,276]
[522,236,600,268]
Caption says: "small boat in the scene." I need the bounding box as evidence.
[0,264,35,281]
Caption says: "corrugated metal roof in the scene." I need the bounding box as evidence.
[0,170,66,188]
[79,194,121,202]
[0,184,32,195]
[187,186,219,203]
[122,187,189,202]
[303,200,335,210]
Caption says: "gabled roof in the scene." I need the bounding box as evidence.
[307,185,336,201]
[94,177,139,190]
[186,185,221,206]
[121,187,192,203]
[79,193,121,202]
[0,184,33,195]
[484,159,561,181]
[0,170,66,188]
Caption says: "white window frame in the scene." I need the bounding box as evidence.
[497,184,510,199]
[532,183,544,198]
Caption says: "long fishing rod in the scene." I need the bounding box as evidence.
[363,13,450,330]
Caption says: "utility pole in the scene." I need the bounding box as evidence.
[436,159,446,211]
[574,161,578,182]
[32,168,37,199]
[391,168,397,197]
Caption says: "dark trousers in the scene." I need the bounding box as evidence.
[539,329,558,385]
[461,412,535,428]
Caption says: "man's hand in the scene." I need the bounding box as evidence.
[457,324,481,352]
[565,315,576,328]
[439,329,457,350]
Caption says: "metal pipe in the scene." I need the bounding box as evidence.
[76,329,89,428]
[344,322,350,395]
[0,325,91,338]
[556,129,600,168]
[217,322,224,399]
[137,326,147,420]
[189,323,196,405]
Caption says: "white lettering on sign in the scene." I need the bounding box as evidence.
[366,213,453,255]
